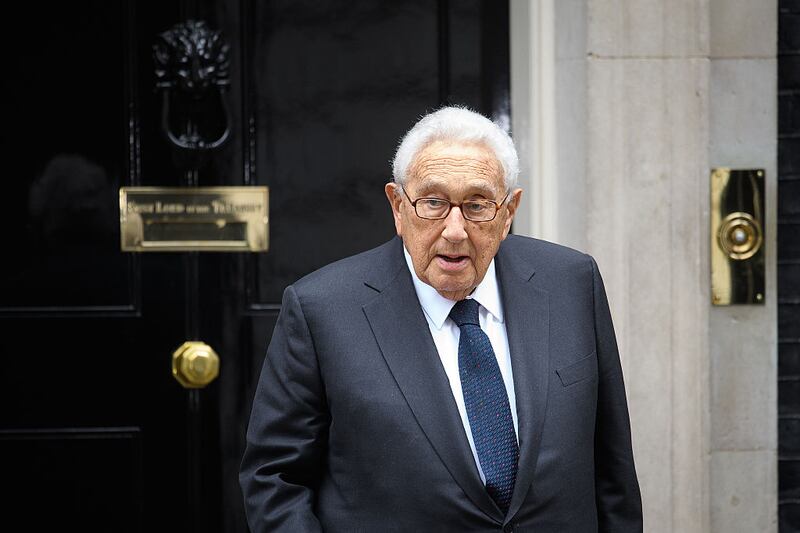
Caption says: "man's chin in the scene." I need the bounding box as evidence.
[428,276,476,300]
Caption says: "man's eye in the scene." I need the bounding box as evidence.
[421,199,448,209]
[464,202,488,213]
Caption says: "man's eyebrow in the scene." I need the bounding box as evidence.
[414,178,449,192]
[414,178,497,197]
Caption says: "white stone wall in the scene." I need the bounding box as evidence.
[585,12,712,531]
[708,0,777,530]
[511,1,777,531]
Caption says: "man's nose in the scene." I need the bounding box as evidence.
[441,205,468,242]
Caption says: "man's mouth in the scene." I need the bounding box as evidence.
[435,254,469,270]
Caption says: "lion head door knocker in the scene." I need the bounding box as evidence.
[153,20,231,153]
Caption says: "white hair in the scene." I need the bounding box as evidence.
[391,106,519,192]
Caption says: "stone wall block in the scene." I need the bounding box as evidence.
[711,450,778,532]
[710,0,777,58]
[588,0,709,58]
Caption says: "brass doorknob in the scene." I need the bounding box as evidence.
[172,341,220,388]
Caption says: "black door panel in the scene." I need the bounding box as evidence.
[0,1,509,531]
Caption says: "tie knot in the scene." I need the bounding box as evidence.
[449,298,480,327]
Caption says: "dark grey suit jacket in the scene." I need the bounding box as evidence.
[240,235,642,532]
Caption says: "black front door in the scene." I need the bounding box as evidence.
[0,1,509,531]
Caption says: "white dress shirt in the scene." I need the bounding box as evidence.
[403,247,519,483]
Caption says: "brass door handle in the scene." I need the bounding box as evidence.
[172,341,220,388]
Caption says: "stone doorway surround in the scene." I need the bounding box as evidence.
[510,1,778,532]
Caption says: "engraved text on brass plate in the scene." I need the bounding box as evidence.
[119,187,268,252]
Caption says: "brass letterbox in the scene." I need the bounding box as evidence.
[119,186,268,252]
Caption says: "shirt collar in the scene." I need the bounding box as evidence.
[403,246,504,330]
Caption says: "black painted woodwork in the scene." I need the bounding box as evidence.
[780,1,800,530]
[0,1,510,532]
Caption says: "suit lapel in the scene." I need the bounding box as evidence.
[495,242,551,521]
[362,239,503,522]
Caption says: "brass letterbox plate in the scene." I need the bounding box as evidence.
[710,169,764,305]
[119,187,268,252]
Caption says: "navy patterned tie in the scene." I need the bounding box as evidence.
[449,298,519,514]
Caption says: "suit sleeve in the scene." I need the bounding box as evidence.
[239,285,328,533]
[591,257,644,532]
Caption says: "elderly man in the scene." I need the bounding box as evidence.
[240,107,642,531]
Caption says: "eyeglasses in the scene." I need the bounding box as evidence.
[400,187,509,222]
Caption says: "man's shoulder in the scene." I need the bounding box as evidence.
[291,238,401,299]
[499,234,598,296]
[500,234,592,268]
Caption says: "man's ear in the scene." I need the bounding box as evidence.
[501,188,523,239]
[384,182,403,236]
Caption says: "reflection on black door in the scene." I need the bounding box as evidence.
[0,1,509,531]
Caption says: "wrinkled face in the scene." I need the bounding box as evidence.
[385,140,522,301]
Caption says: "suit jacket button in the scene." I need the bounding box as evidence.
[503,525,513,533]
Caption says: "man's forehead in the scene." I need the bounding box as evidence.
[409,141,503,189]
